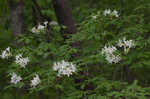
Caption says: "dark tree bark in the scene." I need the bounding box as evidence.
[77,0,80,8]
[32,0,45,24]
[9,0,24,36]
[32,0,52,25]
[52,0,76,39]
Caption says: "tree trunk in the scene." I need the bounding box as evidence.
[52,0,76,39]
[9,0,24,36]
[32,0,45,24]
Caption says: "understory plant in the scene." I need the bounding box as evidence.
[1,4,150,99]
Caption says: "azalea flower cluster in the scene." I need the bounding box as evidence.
[10,72,41,87]
[10,72,22,84]
[31,21,59,33]
[30,74,41,87]
[0,47,39,87]
[101,45,121,64]
[15,54,29,68]
[117,37,136,53]
[0,47,11,59]
[103,9,119,17]
[101,37,136,64]
[53,60,76,77]
[0,47,30,68]
[31,21,48,34]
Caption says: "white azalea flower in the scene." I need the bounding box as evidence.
[15,54,29,68]
[112,10,119,17]
[31,22,47,33]
[117,39,124,47]
[10,72,22,84]
[103,9,119,17]
[37,24,45,30]
[31,27,37,33]
[53,60,76,77]
[117,37,135,53]
[44,21,48,26]
[92,15,97,19]
[101,45,117,55]
[105,54,121,64]
[30,74,41,87]
[0,47,11,59]
[104,9,111,16]
[101,45,121,64]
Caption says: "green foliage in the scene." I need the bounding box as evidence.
[1,0,150,99]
